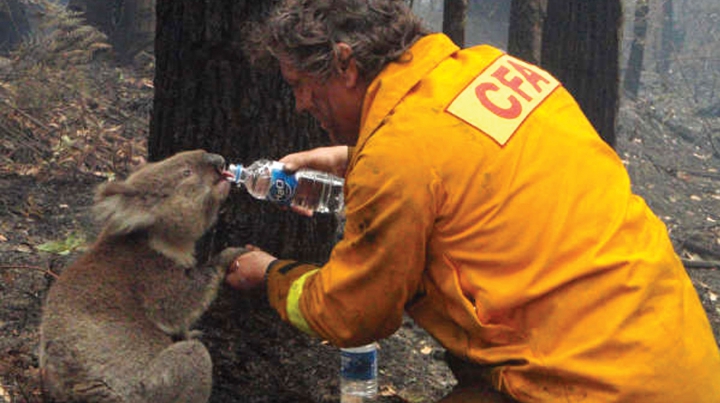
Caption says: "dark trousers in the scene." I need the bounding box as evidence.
[439,353,520,403]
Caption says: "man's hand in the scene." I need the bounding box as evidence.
[278,145,349,217]
[279,145,350,178]
[225,245,277,290]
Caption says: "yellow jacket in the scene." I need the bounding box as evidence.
[267,33,720,402]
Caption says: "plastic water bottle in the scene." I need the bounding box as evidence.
[225,159,344,214]
[340,343,378,402]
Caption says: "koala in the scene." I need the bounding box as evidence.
[39,149,246,403]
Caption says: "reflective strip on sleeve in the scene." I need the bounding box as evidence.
[287,269,319,336]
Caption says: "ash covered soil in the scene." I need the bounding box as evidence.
[1,72,719,402]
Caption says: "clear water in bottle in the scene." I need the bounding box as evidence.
[226,159,344,214]
[293,169,344,214]
[340,343,378,402]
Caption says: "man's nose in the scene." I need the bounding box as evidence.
[294,90,311,113]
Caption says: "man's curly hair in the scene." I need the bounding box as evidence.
[245,0,429,82]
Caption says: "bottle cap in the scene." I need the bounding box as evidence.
[224,164,243,184]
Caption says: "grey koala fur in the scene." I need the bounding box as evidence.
[39,149,246,403]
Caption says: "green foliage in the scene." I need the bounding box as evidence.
[36,231,87,255]
[15,1,111,69]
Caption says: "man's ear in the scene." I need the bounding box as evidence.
[335,42,358,88]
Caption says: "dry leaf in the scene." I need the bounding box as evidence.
[709,291,718,302]
[18,166,40,176]
[379,385,398,396]
[677,171,691,180]
[140,78,154,89]
[420,346,433,355]
[0,383,12,403]
[15,244,32,253]
[105,125,123,134]
[692,153,711,160]
[0,234,7,242]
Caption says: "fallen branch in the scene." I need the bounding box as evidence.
[683,239,720,261]
[682,258,720,269]
[0,265,59,279]
[0,99,50,131]
[0,118,49,156]
[677,168,720,181]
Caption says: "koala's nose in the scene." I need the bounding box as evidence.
[203,153,226,170]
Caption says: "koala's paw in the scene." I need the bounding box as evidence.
[171,329,203,341]
[213,247,249,271]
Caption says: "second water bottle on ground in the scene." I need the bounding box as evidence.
[340,343,378,402]
[226,159,344,214]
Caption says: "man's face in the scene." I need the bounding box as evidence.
[279,58,364,146]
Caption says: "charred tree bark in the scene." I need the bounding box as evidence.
[0,0,30,54]
[507,0,546,65]
[623,0,648,99]
[150,0,335,264]
[150,0,341,401]
[68,0,155,60]
[656,0,674,76]
[443,0,467,47]
[541,0,622,148]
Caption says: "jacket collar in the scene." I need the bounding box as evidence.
[352,33,459,160]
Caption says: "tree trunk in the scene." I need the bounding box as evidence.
[623,0,649,99]
[541,0,622,148]
[150,0,336,264]
[507,0,546,65]
[67,0,155,60]
[150,0,342,401]
[443,0,467,47]
[0,0,30,54]
[656,0,674,76]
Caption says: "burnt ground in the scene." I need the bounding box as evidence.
[1,68,720,402]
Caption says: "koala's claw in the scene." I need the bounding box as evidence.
[214,247,249,269]
[170,329,203,341]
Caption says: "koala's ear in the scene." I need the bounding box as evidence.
[94,181,156,237]
[128,156,147,173]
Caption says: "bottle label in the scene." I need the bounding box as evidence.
[341,349,377,381]
[267,165,297,205]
